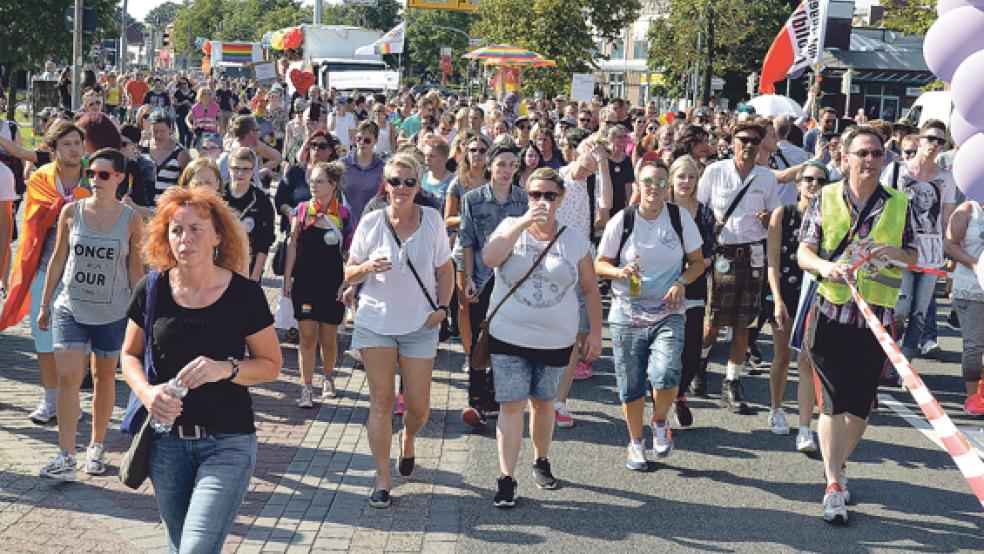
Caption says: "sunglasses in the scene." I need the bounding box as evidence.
[578,118,591,123]
[386,177,417,188]
[640,177,669,189]
[516,123,530,130]
[801,176,828,185]
[468,147,487,154]
[356,136,373,145]
[88,101,102,107]
[736,136,762,146]
[84,169,119,180]
[309,142,330,150]
[902,149,918,156]
[850,149,884,159]
[528,190,560,201]
[921,135,946,145]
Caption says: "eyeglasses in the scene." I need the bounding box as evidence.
[356,136,374,145]
[386,177,417,188]
[528,190,560,201]
[850,149,884,159]
[801,176,828,185]
[84,169,119,180]
[230,165,253,173]
[921,135,946,145]
[735,135,762,146]
[468,147,487,155]
[578,118,591,123]
[87,101,102,107]
[516,123,530,130]
[639,177,669,189]
[902,149,918,157]
[309,142,330,150]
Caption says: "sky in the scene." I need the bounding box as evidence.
[126,0,410,23]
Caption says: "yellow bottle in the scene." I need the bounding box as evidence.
[628,255,642,297]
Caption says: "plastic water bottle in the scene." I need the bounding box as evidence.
[153,378,189,433]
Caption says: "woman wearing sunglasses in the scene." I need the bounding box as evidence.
[345,153,454,509]
[37,148,144,480]
[596,162,705,471]
[482,167,602,507]
[765,161,826,447]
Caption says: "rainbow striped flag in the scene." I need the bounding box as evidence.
[222,43,256,64]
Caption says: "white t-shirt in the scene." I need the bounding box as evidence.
[0,163,16,202]
[488,218,591,349]
[879,161,956,268]
[330,111,358,149]
[697,160,780,245]
[598,206,703,326]
[349,207,452,335]
[557,174,592,240]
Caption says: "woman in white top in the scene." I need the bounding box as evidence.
[480,167,602,508]
[372,105,397,158]
[944,199,984,415]
[595,162,704,471]
[345,153,454,509]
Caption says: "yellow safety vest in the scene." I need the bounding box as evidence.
[816,181,908,308]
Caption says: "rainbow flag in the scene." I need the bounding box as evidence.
[222,43,256,64]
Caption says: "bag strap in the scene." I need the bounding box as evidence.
[822,186,881,268]
[143,271,161,384]
[385,208,440,311]
[715,175,756,239]
[891,160,901,190]
[484,226,567,325]
[616,205,636,261]
[667,203,686,268]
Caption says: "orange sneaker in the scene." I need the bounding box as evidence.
[964,392,984,416]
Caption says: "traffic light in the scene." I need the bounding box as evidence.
[162,30,171,47]
[746,73,758,97]
[64,6,97,35]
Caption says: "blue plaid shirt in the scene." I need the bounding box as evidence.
[458,183,529,293]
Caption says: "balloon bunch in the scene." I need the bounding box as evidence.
[924,0,984,201]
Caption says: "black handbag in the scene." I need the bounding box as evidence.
[119,415,153,489]
[272,238,288,276]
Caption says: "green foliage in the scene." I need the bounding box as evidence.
[144,1,181,26]
[0,0,118,71]
[648,0,789,102]
[472,0,639,97]
[880,0,936,36]
[172,0,227,56]
[406,8,477,79]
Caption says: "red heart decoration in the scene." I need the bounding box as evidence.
[289,68,315,96]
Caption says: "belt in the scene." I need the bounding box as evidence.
[715,239,765,257]
[171,423,208,440]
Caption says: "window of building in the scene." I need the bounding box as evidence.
[611,39,625,60]
[609,72,625,98]
[632,40,648,60]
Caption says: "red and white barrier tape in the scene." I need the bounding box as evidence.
[842,269,984,508]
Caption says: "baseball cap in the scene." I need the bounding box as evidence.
[504,92,519,104]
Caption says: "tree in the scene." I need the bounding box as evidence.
[880,0,936,36]
[172,0,227,56]
[648,0,791,103]
[144,1,181,26]
[406,8,477,81]
[472,0,640,97]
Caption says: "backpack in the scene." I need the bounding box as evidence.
[616,203,686,270]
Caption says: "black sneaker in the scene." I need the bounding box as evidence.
[690,360,709,397]
[531,457,557,490]
[397,457,415,478]
[493,475,518,508]
[748,345,764,367]
[368,488,391,509]
[674,396,693,427]
[948,309,961,329]
[721,379,750,414]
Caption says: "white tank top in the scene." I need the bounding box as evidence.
[952,202,984,302]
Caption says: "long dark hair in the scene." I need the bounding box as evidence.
[515,142,544,188]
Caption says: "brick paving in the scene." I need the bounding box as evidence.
[0,268,473,552]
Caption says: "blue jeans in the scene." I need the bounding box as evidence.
[611,315,685,403]
[921,294,939,346]
[895,271,936,358]
[149,432,257,553]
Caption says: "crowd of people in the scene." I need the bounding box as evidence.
[0,64,981,546]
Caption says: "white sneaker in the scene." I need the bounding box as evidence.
[920,340,942,357]
[297,384,314,408]
[344,349,363,363]
[652,423,674,458]
[39,452,76,481]
[796,429,818,453]
[626,441,647,471]
[29,400,56,424]
[769,409,790,435]
[822,485,848,524]
[84,443,106,475]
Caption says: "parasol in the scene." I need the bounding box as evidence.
[463,45,556,67]
[746,94,806,118]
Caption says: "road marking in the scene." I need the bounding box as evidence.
[879,393,984,460]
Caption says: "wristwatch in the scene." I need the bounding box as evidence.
[437,305,449,313]
[226,357,240,383]
[674,277,688,288]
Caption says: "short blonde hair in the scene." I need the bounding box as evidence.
[384,152,423,183]
[177,158,224,194]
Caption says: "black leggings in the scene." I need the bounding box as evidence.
[679,307,706,395]
[467,278,497,411]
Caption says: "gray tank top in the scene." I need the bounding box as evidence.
[54,199,134,325]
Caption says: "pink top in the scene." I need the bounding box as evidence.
[191,102,220,132]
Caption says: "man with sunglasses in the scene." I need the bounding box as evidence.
[798,126,917,524]
[880,119,956,365]
[696,121,781,413]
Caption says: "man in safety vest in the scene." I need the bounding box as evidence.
[797,126,918,525]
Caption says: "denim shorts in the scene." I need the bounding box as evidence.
[492,354,565,402]
[30,272,60,354]
[351,321,440,359]
[611,315,685,402]
[52,307,127,358]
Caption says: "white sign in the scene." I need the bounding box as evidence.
[253,62,276,81]
[570,73,596,103]
[905,87,923,97]
[468,38,483,46]
[711,77,725,90]
[326,70,401,91]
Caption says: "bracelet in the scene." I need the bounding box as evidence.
[225,357,240,383]
[674,277,688,287]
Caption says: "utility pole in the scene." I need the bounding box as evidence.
[149,25,156,71]
[120,0,128,72]
[314,0,322,24]
[72,0,83,110]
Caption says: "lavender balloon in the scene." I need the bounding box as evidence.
[952,50,984,128]
[953,134,984,201]
[951,109,982,146]
[938,0,984,16]
[924,7,984,82]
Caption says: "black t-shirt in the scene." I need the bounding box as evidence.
[216,89,235,111]
[608,155,635,214]
[127,271,274,433]
[118,157,157,205]
[174,89,195,116]
[225,185,276,257]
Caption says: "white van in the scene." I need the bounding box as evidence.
[904,91,952,128]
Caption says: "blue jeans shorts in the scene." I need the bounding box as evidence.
[30,271,60,354]
[52,307,127,358]
[492,354,565,403]
[611,315,685,402]
[352,321,440,359]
